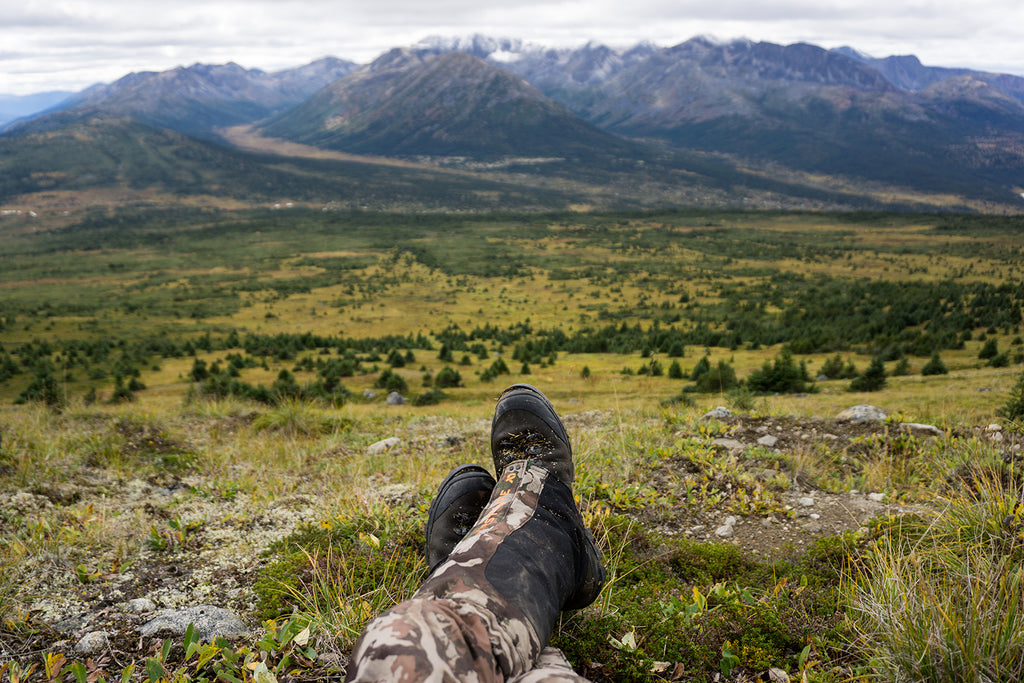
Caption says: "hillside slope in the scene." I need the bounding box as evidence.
[2,59,357,139]
[261,50,637,160]
[0,117,589,211]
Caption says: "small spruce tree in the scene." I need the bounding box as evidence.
[434,366,462,388]
[979,338,999,360]
[850,357,887,392]
[999,369,1024,422]
[668,360,684,379]
[921,352,948,376]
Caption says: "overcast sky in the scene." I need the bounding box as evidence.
[3,0,1023,95]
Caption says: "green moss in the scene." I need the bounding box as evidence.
[553,514,854,681]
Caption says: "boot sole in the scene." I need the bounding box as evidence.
[424,464,496,570]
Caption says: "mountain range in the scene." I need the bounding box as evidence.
[3,35,1024,212]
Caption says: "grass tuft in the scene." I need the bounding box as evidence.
[851,468,1024,682]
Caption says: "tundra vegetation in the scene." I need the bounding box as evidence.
[1,207,1024,682]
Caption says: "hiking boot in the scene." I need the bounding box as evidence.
[489,385,605,615]
[424,464,495,573]
[490,384,574,485]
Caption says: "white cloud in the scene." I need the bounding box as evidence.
[1,0,1023,94]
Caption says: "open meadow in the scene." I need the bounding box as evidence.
[2,207,1024,682]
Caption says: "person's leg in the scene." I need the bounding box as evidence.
[507,648,592,683]
[346,385,604,682]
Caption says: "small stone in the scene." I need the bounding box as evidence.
[802,522,824,533]
[701,406,732,420]
[900,422,945,438]
[385,391,406,405]
[723,516,737,527]
[992,432,1004,442]
[987,423,1003,432]
[715,524,734,538]
[798,497,815,507]
[712,438,745,453]
[768,666,791,682]
[757,434,779,448]
[367,437,401,455]
[53,612,92,633]
[868,492,886,503]
[362,389,376,400]
[810,513,820,520]
[128,598,156,613]
[74,631,109,654]
[140,605,248,642]
[836,405,888,423]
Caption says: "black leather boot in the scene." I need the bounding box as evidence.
[485,385,606,643]
[424,463,495,573]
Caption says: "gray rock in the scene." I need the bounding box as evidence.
[836,405,888,423]
[868,492,886,503]
[757,434,779,448]
[712,438,745,453]
[798,497,815,507]
[715,516,737,538]
[140,605,248,642]
[702,406,732,420]
[769,667,791,683]
[900,422,944,438]
[367,437,401,455]
[74,631,109,654]
[801,521,824,534]
[128,598,156,613]
[53,612,93,633]
[362,389,376,400]
[385,391,406,405]
[987,423,1003,432]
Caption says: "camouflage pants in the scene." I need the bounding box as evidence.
[345,461,591,683]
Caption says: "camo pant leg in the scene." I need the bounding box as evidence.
[507,647,590,683]
[346,461,590,683]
